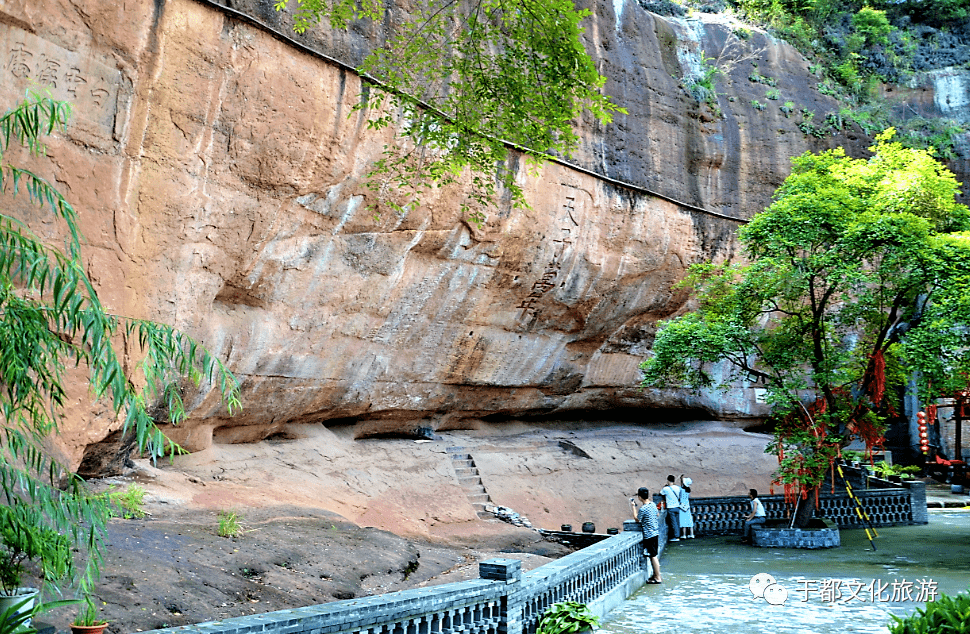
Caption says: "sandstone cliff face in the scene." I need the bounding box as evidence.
[0,0,963,466]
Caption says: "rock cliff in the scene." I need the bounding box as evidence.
[0,0,965,468]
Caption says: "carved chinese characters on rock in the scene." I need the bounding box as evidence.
[1,27,120,128]
[517,189,581,323]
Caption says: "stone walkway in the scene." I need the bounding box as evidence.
[923,479,970,508]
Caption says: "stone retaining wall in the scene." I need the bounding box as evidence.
[140,520,665,634]
[751,519,841,549]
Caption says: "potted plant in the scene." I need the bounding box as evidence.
[0,596,79,634]
[842,450,864,467]
[871,461,895,481]
[0,505,72,624]
[536,601,600,634]
[898,465,921,480]
[70,597,108,634]
[870,461,921,483]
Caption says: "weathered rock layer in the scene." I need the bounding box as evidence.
[0,0,965,465]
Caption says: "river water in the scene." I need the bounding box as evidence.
[600,510,970,634]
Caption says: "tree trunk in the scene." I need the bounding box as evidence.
[791,489,816,528]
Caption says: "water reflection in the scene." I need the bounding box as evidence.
[600,511,970,634]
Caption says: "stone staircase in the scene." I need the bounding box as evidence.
[448,447,494,519]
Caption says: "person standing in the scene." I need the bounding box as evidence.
[679,476,695,539]
[660,475,681,542]
[742,488,767,544]
[631,487,662,583]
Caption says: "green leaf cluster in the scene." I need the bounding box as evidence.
[536,601,600,634]
[869,460,920,479]
[71,596,106,627]
[217,510,244,538]
[107,485,147,520]
[275,0,625,223]
[0,93,240,595]
[0,596,79,634]
[851,7,892,48]
[889,588,970,633]
[642,129,970,492]
[0,505,71,594]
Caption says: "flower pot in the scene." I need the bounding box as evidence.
[581,522,596,533]
[0,587,39,626]
[71,623,108,634]
[560,524,572,532]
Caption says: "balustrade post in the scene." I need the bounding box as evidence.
[480,559,522,634]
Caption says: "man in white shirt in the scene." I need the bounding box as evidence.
[743,488,767,544]
[660,475,681,542]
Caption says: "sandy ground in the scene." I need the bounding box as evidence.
[34,419,780,634]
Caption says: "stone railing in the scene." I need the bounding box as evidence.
[140,518,666,634]
[688,480,927,535]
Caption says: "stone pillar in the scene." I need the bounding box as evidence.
[479,559,522,581]
[480,559,522,634]
[906,480,928,524]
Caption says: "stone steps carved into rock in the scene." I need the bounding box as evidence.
[448,447,494,519]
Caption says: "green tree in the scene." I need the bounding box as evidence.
[274,0,626,224]
[0,94,240,594]
[640,129,970,526]
[851,7,893,48]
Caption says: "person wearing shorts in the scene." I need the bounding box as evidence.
[631,487,662,583]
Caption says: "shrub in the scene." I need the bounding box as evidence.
[218,511,244,538]
[834,57,859,86]
[778,16,816,51]
[748,72,777,86]
[108,485,148,519]
[852,7,893,47]
[888,588,970,633]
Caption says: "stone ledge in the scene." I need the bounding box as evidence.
[752,518,840,549]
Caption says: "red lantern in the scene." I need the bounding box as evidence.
[917,411,929,454]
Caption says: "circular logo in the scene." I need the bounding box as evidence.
[749,573,776,598]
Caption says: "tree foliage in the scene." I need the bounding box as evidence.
[274,0,626,224]
[0,94,240,594]
[641,130,970,510]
